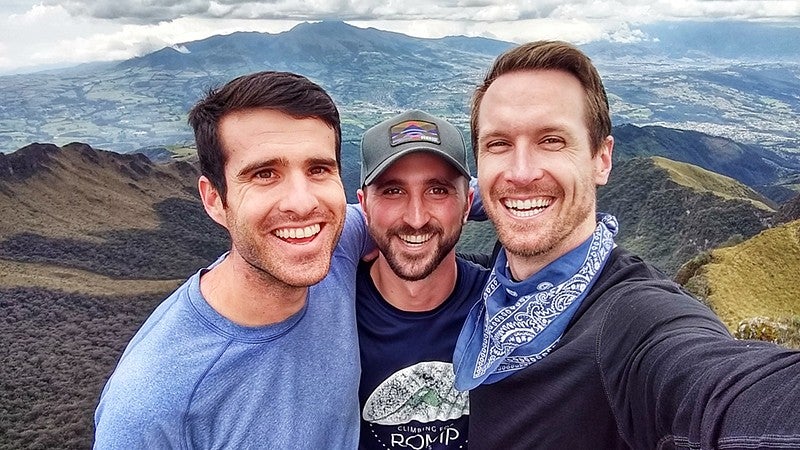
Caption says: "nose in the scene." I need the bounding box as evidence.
[402,193,431,229]
[277,171,319,217]
[506,146,545,186]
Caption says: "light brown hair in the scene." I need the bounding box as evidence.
[470,41,611,160]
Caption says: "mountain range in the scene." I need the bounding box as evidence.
[1,20,799,159]
[1,21,799,450]
[613,124,800,203]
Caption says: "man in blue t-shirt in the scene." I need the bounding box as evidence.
[355,110,491,450]
[94,71,368,449]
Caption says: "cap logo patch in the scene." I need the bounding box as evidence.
[390,120,441,146]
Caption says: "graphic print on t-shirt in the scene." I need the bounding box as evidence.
[362,361,468,449]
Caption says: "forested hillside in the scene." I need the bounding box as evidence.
[0,289,164,449]
[598,156,774,275]
[0,143,228,449]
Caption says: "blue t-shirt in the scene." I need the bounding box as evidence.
[94,205,368,449]
[356,257,490,450]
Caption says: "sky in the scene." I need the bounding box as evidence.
[0,0,798,74]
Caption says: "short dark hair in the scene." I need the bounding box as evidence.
[470,41,611,160]
[188,71,341,203]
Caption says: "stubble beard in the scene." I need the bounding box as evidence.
[371,223,462,282]
[228,210,345,289]
[488,184,597,261]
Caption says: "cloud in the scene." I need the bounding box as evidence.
[45,0,210,22]
[42,0,800,24]
[0,4,122,72]
[1,0,797,74]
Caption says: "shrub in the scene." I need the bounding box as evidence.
[735,316,800,349]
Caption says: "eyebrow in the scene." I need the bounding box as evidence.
[373,176,458,189]
[477,130,506,143]
[306,157,339,169]
[479,125,572,142]
[236,157,286,178]
[236,156,339,178]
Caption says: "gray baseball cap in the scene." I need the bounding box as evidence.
[360,109,470,186]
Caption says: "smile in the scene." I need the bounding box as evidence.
[399,233,432,245]
[503,197,552,218]
[274,223,321,240]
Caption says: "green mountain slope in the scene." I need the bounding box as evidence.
[651,156,776,210]
[598,156,774,275]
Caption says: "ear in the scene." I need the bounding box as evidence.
[594,135,613,186]
[198,176,228,229]
[356,188,369,225]
[464,185,475,224]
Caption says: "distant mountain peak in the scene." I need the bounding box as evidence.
[288,20,355,32]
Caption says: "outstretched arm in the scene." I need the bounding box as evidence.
[598,281,800,449]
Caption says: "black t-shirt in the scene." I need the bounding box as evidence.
[357,257,490,450]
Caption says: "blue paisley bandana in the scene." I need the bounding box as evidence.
[453,214,618,391]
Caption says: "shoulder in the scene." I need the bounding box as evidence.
[94,363,194,448]
[333,204,369,262]
[456,256,492,278]
[450,257,491,308]
[95,289,227,445]
[456,251,494,269]
[95,334,225,448]
[586,248,730,350]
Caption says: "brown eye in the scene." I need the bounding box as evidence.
[483,140,511,154]
[540,137,566,151]
[382,187,402,196]
[254,170,274,179]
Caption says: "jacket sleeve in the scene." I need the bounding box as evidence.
[596,280,800,449]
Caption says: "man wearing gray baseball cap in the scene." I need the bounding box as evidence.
[360,109,471,185]
[355,110,490,449]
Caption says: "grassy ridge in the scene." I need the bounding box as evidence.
[653,156,776,211]
[690,220,800,330]
[0,258,181,296]
[599,157,773,275]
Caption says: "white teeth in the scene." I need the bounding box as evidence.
[399,233,432,244]
[503,198,550,217]
[274,223,321,239]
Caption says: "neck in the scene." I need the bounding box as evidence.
[200,253,308,326]
[507,219,597,281]
[370,252,458,312]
